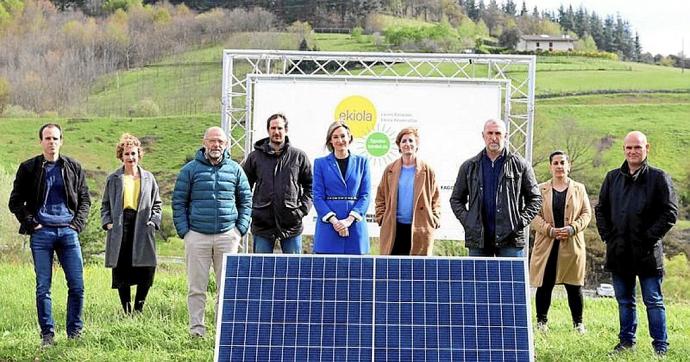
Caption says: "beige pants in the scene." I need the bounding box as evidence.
[183,228,241,336]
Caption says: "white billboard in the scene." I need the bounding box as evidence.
[248,75,506,241]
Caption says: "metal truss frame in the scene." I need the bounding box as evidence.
[221,50,536,161]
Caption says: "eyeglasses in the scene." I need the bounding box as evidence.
[205,138,226,146]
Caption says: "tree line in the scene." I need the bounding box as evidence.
[0,0,275,114]
[48,0,648,60]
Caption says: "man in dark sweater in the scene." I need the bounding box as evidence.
[8,124,91,347]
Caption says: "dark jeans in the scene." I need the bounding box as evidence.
[30,226,84,337]
[535,240,583,324]
[612,273,668,351]
[253,234,302,254]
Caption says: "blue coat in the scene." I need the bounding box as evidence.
[172,148,252,238]
[312,153,371,254]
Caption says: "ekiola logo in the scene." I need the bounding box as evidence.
[334,95,390,157]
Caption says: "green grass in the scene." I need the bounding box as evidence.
[0,262,214,361]
[370,14,436,29]
[534,60,690,95]
[537,93,690,106]
[675,220,690,230]
[1,261,689,361]
[84,32,300,117]
[313,33,383,52]
[157,236,184,258]
[0,115,226,195]
[534,295,690,361]
[535,101,690,183]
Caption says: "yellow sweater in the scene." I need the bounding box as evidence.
[123,175,140,210]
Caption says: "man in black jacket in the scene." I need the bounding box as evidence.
[8,123,91,347]
[450,119,541,257]
[242,113,313,253]
[595,131,677,356]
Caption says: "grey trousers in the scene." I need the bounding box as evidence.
[183,228,241,336]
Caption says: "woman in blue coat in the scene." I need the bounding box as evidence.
[312,121,371,254]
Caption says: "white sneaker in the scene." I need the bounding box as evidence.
[574,323,586,335]
[536,321,548,332]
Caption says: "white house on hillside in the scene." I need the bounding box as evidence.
[517,34,576,52]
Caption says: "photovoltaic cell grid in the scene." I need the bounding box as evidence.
[215,256,532,362]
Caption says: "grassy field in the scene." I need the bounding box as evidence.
[1,32,689,360]
[0,115,225,196]
[533,58,690,95]
[0,261,688,361]
[535,100,690,184]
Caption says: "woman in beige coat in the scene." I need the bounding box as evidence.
[375,128,440,255]
[530,150,591,334]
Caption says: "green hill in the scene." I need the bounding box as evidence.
[8,33,690,195]
[1,32,689,362]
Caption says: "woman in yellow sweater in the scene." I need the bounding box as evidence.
[101,134,162,314]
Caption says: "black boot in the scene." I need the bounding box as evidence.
[118,286,132,314]
[134,300,145,313]
[122,301,132,314]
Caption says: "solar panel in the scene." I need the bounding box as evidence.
[215,255,534,362]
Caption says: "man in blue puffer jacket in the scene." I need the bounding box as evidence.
[172,126,252,338]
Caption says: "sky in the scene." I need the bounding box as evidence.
[525,0,689,56]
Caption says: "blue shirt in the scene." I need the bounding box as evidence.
[396,165,415,224]
[37,161,74,226]
[481,152,505,244]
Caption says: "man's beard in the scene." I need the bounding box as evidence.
[207,149,223,161]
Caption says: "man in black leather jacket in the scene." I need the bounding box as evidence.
[242,113,313,254]
[595,131,677,356]
[450,119,541,257]
[8,123,91,347]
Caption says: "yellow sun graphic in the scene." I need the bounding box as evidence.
[333,95,377,138]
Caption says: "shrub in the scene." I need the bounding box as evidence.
[433,239,468,256]
[512,49,619,60]
[384,23,460,52]
[158,206,176,241]
[40,111,59,118]
[102,0,141,13]
[351,26,363,42]
[0,77,9,114]
[128,98,161,117]
[2,104,37,118]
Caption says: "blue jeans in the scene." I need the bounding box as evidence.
[253,234,302,254]
[468,246,525,257]
[30,226,84,337]
[612,273,668,351]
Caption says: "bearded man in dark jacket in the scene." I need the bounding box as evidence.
[595,131,678,357]
[242,113,313,254]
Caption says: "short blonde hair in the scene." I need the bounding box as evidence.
[324,121,353,152]
[395,127,420,153]
[115,133,143,161]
